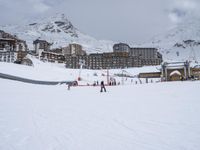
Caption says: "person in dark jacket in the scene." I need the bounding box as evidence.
[100,81,106,92]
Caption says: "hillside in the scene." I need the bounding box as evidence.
[146,16,200,62]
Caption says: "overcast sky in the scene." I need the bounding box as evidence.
[0,0,199,44]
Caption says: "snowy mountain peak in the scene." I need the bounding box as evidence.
[1,14,114,52]
[28,13,78,38]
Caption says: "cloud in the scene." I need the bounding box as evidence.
[168,0,200,23]
[0,0,51,25]
[32,2,50,13]
[27,0,51,14]
[43,0,66,6]
[0,0,199,43]
[0,0,51,16]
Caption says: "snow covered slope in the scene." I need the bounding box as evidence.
[146,16,200,62]
[0,59,199,150]
[0,60,161,85]
[1,14,114,53]
[0,77,200,150]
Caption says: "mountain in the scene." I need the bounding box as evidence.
[145,16,200,62]
[1,14,114,53]
[1,13,200,62]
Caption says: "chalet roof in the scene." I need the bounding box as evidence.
[170,70,182,76]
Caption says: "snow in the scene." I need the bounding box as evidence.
[0,61,200,150]
[170,70,181,76]
[0,78,200,150]
[1,13,200,62]
[0,13,114,54]
[0,59,161,85]
[144,16,200,62]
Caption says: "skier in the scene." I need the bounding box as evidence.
[100,81,106,92]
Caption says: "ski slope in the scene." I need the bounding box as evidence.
[0,60,161,85]
[0,61,200,150]
[0,78,200,150]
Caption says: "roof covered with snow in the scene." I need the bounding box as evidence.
[170,70,182,76]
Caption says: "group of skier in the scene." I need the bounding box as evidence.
[67,80,107,92]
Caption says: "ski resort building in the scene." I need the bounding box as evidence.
[33,39,52,54]
[129,47,162,66]
[0,30,28,63]
[63,43,86,56]
[40,51,65,63]
[65,43,163,69]
[88,52,140,69]
[65,55,88,68]
[113,43,130,53]
[0,51,16,63]
[33,39,65,63]
[51,48,62,54]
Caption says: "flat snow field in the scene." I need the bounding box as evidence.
[0,79,200,150]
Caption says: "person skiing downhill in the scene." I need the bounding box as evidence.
[100,81,106,92]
